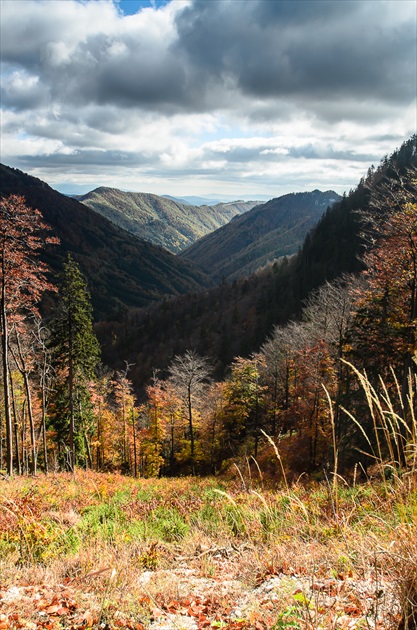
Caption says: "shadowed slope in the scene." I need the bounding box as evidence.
[181,190,340,280]
[0,164,212,320]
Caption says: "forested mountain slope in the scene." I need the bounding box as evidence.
[181,190,340,280]
[98,136,416,391]
[77,187,259,253]
[0,165,212,320]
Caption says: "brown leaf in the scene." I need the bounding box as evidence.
[45,604,60,615]
[343,604,362,616]
[78,610,97,628]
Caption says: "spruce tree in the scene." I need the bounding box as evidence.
[50,255,100,470]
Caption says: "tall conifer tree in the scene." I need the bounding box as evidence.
[50,255,100,470]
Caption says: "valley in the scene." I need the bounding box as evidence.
[1,0,416,627]
[76,187,260,254]
[180,189,341,281]
[0,135,416,630]
[0,165,213,320]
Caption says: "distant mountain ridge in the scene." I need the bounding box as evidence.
[98,135,416,391]
[0,165,212,320]
[163,194,263,206]
[76,187,261,253]
[181,189,341,280]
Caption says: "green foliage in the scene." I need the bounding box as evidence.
[192,504,222,535]
[217,356,266,462]
[147,507,189,542]
[78,186,256,254]
[223,503,248,537]
[49,256,100,467]
[22,522,79,564]
[79,500,127,542]
[272,609,300,629]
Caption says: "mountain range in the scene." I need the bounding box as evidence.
[1,135,415,394]
[181,189,340,280]
[163,194,228,206]
[96,136,417,390]
[0,164,212,320]
[76,187,259,253]
[0,164,336,323]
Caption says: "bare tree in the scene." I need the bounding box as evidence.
[260,321,310,436]
[168,350,212,475]
[302,274,359,360]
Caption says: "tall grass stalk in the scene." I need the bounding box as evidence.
[323,384,339,517]
[260,429,289,492]
[339,361,417,629]
[341,360,417,481]
[250,455,264,485]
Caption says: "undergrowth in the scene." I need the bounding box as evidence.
[0,368,415,629]
[0,470,415,629]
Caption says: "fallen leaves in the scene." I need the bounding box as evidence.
[0,566,403,630]
[0,582,146,630]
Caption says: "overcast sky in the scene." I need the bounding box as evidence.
[1,0,416,199]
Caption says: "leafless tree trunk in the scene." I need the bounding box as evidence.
[168,350,212,475]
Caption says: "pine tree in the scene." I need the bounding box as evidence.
[50,255,100,470]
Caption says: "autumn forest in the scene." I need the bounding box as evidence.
[1,136,416,480]
[1,135,417,630]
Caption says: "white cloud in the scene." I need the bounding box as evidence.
[0,0,415,197]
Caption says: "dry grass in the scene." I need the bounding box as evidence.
[0,469,416,629]
[0,369,416,629]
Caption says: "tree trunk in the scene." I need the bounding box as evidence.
[132,407,138,478]
[1,273,13,475]
[170,422,175,474]
[41,373,48,473]
[9,368,21,475]
[68,315,75,472]
[96,409,101,471]
[15,333,37,475]
[0,409,3,469]
[84,433,93,469]
[187,384,195,475]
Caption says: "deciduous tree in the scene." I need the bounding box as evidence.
[168,350,212,475]
[0,195,57,475]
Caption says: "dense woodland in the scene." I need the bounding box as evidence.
[180,189,340,281]
[0,163,213,321]
[76,186,259,254]
[0,136,416,478]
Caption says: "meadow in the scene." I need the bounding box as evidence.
[0,466,416,629]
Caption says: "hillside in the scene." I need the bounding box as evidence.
[98,136,416,390]
[76,187,259,253]
[0,165,212,320]
[181,190,340,280]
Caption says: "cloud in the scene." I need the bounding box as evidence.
[1,70,48,110]
[20,149,150,167]
[0,0,415,197]
[174,0,416,113]
[2,0,414,116]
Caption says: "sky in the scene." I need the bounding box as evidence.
[1,0,416,200]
